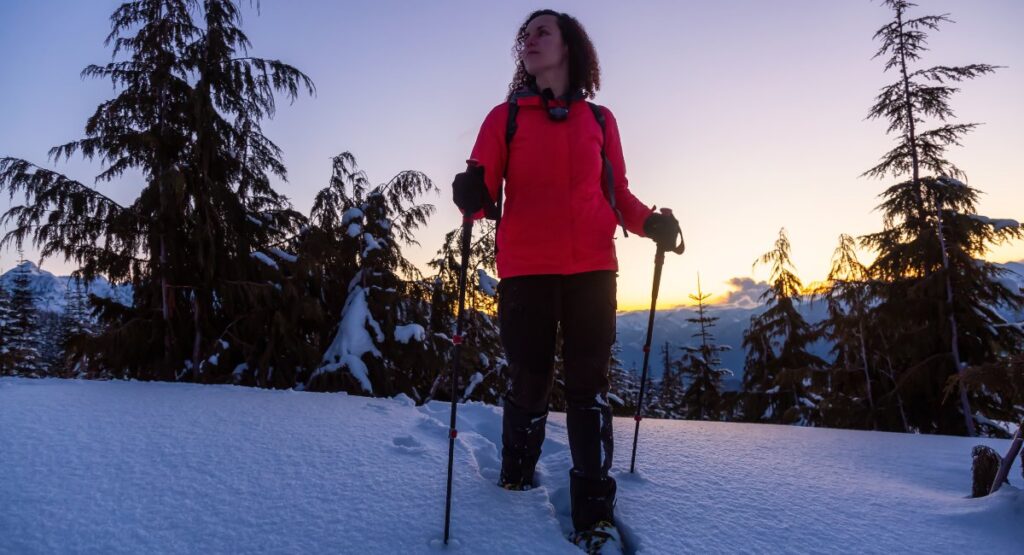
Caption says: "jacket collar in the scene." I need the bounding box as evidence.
[511,85,586,107]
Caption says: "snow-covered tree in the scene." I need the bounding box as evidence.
[608,340,640,417]
[0,280,15,375]
[861,0,1023,436]
[654,341,685,419]
[425,220,506,405]
[956,354,1024,436]
[57,279,97,378]
[305,153,438,399]
[2,258,44,376]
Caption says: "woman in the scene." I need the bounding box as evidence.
[452,9,681,551]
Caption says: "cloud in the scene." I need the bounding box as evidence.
[717,277,769,309]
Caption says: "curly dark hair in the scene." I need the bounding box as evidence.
[506,10,601,100]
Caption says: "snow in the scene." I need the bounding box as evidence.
[477,269,498,297]
[0,262,133,313]
[969,214,1020,232]
[346,222,362,237]
[268,247,298,263]
[395,323,426,344]
[341,207,364,226]
[362,233,382,256]
[250,251,278,269]
[462,372,484,400]
[1,378,1021,553]
[316,284,383,393]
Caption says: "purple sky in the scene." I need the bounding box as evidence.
[1,0,1022,309]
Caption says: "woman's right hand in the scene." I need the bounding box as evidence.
[452,163,491,215]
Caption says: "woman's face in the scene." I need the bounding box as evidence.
[521,14,568,77]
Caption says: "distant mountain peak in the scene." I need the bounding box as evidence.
[0,265,132,314]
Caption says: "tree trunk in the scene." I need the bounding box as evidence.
[858,321,876,430]
[895,6,926,228]
[192,294,202,382]
[932,194,975,436]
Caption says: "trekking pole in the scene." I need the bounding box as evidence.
[444,160,493,544]
[443,211,472,545]
[630,208,685,474]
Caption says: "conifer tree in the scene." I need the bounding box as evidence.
[680,277,731,421]
[58,279,97,378]
[656,341,685,419]
[37,312,65,376]
[4,257,44,376]
[0,280,15,375]
[740,229,826,424]
[607,340,639,416]
[862,0,1023,435]
[0,0,314,381]
[425,220,506,405]
[956,354,1024,435]
[814,235,879,430]
[306,153,438,398]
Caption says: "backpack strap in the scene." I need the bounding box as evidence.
[492,100,518,228]
[587,102,629,238]
[494,99,629,239]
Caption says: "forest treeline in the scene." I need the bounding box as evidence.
[1,0,1021,437]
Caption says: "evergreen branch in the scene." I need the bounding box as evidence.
[0,158,126,209]
[911,64,1001,83]
[902,13,951,32]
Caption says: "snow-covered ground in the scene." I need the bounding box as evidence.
[1,378,1021,554]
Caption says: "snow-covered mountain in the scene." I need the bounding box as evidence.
[1,377,1020,553]
[615,294,830,391]
[0,261,133,313]
[615,261,1024,389]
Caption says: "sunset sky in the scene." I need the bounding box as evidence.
[1,0,1022,310]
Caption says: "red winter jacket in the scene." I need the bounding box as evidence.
[468,92,653,279]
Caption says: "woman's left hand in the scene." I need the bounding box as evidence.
[643,209,684,253]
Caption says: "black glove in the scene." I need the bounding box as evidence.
[452,164,491,215]
[643,209,683,252]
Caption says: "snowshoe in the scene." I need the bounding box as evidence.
[497,477,533,491]
[569,520,624,554]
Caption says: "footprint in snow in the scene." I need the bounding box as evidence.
[416,415,450,439]
[458,431,501,481]
[392,435,427,454]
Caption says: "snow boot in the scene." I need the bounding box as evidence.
[566,400,617,529]
[569,520,624,555]
[569,471,617,533]
[498,401,547,490]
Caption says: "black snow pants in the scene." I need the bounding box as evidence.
[497,270,617,531]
